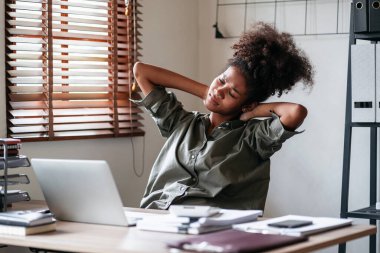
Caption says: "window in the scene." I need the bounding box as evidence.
[5,0,143,141]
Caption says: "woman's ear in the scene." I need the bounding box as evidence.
[242,105,252,113]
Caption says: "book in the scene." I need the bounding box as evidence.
[0,139,21,157]
[136,209,262,234]
[0,222,56,236]
[0,139,21,145]
[167,229,307,253]
[233,215,352,237]
[0,210,55,227]
[0,149,20,157]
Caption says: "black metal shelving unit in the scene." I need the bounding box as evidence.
[339,3,380,253]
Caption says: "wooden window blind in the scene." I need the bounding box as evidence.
[5,0,144,141]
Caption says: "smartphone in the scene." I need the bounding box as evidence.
[268,219,313,228]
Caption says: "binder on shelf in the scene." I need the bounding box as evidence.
[369,0,380,32]
[351,44,376,122]
[353,0,369,33]
[376,44,380,122]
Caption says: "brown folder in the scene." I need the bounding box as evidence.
[167,229,307,253]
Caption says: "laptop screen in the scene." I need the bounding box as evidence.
[31,158,129,226]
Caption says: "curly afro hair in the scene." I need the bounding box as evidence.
[229,22,314,103]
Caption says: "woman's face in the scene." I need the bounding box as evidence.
[204,66,250,116]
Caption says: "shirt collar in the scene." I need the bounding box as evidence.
[217,120,246,130]
[201,114,245,130]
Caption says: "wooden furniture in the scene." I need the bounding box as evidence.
[0,200,375,253]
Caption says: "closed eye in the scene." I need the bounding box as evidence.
[229,91,237,99]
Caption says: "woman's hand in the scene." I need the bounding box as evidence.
[239,102,259,121]
[239,102,308,131]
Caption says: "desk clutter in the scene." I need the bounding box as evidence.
[148,205,354,253]
[0,138,31,211]
[167,229,308,253]
[0,209,56,235]
[136,205,262,234]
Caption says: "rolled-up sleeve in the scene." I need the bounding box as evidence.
[130,87,191,137]
[254,112,302,160]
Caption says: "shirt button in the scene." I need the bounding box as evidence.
[192,178,196,182]
[191,155,195,159]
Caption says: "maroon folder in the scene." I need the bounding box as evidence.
[167,229,307,253]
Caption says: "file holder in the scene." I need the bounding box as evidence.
[0,140,9,212]
[0,139,31,212]
[0,174,30,186]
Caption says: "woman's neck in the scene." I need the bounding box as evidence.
[208,112,240,133]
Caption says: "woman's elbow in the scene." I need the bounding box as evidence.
[282,104,308,131]
[295,104,308,121]
[133,61,143,80]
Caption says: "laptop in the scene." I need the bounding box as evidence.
[31,158,139,226]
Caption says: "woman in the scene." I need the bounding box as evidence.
[132,22,314,210]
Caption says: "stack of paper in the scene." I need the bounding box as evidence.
[136,209,262,234]
[233,215,352,237]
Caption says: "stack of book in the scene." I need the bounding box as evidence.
[0,138,21,157]
[136,206,262,234]
[0,210,56,235]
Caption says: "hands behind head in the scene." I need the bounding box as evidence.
[240,102,259,121]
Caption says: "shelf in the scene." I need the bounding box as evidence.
[355,32,380,41]
[0,155,30,169]
[345,205,380,220]
[350,122,380,127]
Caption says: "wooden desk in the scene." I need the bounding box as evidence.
[0,201,376,253]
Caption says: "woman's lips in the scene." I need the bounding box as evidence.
[209,93,219,105]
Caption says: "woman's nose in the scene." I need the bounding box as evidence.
[215,87,225,99]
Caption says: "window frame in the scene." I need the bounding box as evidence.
[5,0,144,142]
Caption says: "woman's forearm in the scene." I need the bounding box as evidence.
[241,102,308,131]
[133,62,208,99]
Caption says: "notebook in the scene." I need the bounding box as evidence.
[31,158,140,226]
[167,229,307,253]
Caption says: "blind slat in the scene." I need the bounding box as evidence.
[8,70,109,77]
[9,92,129,101]
[9,85,112,93]
[8,61,109,69]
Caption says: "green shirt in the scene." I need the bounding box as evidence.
[135,87,299,210]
